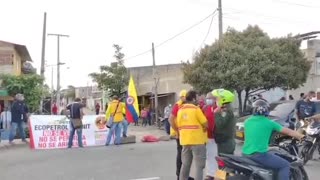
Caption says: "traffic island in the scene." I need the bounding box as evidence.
[120,135,136,144]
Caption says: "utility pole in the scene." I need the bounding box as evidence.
[39,12,47,113]
[152,43,159,128]
[218,0,223,39]
[47,33,69,112]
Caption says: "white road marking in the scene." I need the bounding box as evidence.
[129,177,160,180]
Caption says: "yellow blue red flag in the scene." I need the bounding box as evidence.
[126,75,140,123]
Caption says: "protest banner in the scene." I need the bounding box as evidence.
[29,115,119,149]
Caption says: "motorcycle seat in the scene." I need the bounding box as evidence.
[219,153,263,167]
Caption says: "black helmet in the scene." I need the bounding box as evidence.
[252,99,270,116]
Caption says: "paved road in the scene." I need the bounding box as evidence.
[0,141,320,180]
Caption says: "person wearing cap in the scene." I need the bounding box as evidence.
[9,94,28,144]
[176,90,208,180]
[105,95,125,145]
[169,89,194,180]
[212,89,236,155]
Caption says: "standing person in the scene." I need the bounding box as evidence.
[289,95,294,100]
[141,107,148,126]
[212,89,236,155]
[0,106,12,140]
[105,95,125,146]
[295,91,316,121]
[95,102,101,115]
[147,107,152,126]
[169,90,194,180]
[243,100,304,180]
[9,94,28,144]
[300,93,305,100]
[203,93,217,180]
[66,98,85,148]
[163,104,172,135]
[52,102,58,115]
[176,90,208,180]
[121,102,128,137]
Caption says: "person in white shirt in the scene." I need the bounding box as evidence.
[0,107,12,130]
[0,106,12,141]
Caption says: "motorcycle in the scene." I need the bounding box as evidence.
[215,138,309,180]
[299,119,320,165]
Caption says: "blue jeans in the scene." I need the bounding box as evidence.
[9,122,26,142]
[247,152,290,180]
[164,118,170,135]
[67,122,83,148]
[122,119,128,136]
[106,122,123,145]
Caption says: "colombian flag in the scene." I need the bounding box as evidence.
[126,75,140,123]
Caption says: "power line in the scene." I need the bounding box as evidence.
[155,9,217,49]
[199,10,218,49]
[123,9,218,61]
[272,0,320,8]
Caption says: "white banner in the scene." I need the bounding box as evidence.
[28,115,119,149]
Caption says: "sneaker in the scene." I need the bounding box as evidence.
[9,141,15,145]
[123,134,127,138]
[22,139,29,143]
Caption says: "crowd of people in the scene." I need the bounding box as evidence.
[166,89,318,180]
[1,89,319,180]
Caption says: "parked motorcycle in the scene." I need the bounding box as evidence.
[299,119,320,165]
[215,138,309,180]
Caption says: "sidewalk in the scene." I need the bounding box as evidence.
[0,139,29,150]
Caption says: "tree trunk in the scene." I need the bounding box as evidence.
[243,88,250,113]
[237,90,243,116]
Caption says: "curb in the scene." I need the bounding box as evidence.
[0,143,29,151]
[121,135,136,144]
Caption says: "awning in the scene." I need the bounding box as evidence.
[0,89,9,96]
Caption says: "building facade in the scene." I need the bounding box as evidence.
[128,63,191,116]
[0,40,32,110]
[287,39,320,99]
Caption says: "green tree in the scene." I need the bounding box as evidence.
[183,25,310,115]
[89,44,128,97]
[0,74,45,112]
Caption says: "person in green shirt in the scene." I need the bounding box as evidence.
[242,100,304,180]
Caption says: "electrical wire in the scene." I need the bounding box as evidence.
[272,0,320,8]
[198,10,218,49]
[154,9,218,49]
[123,9,218,61]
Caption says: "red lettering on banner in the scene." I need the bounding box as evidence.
[59,136,68,141]
[58,141,67,147]
[49,143,55,148]
[39,136,47,142]
[49,136,56,142]
[38,143,47,148]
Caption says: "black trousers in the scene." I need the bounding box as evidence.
[176,138,182,177]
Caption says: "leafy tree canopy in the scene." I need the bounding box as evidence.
[0,74,45,112]
[183,25,310,115]
[89,44,128,97]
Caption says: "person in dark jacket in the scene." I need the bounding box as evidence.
[9,94,28,144]
[212,89,236,155]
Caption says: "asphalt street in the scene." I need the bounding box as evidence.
[0,141,320,180]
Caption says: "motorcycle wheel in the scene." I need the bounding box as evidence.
[300,144,312,165]
[299,166,309,180]
[290,168,303,180]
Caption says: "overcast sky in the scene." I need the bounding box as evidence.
[0,0,319,89]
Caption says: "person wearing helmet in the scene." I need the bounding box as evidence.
[243,100,304,180]
[169,89,194,180]
[212,89,236,155]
